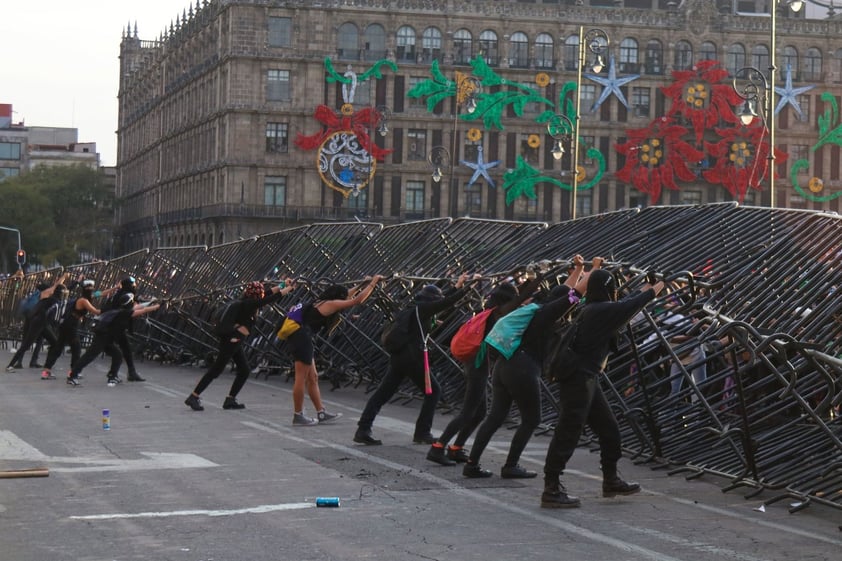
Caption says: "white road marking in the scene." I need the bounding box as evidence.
[70,502,314,520]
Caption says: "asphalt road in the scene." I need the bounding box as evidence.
[1,353,840,561]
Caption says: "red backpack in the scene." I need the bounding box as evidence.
[450,307,495,363]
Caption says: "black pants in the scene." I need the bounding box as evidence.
[468,350,542,468]
[543,368,623,480]
[437,358,489,448]
[44,322,82,371]
[114,330,138,374]
[71,334,122,378]
[357,345,441,438]
[9,317,54,367]
[192,337,251,398]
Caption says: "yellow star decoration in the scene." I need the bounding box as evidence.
[467,128,483,142]
[527,134,541,148]
[808,176,824,193]
[535,72,550,88]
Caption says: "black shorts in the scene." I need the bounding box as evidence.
[285,327,314,364]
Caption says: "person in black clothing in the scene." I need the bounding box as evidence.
[426,278,536,466]
[66,292,163,386]
[41,279,117,380]
[105,277,146,382]
[7,273,68,372]
[354,273,479,446]
[462,257,590,479]
[541,267,664,508]
[185,279,294,411]
[286,275,383,426]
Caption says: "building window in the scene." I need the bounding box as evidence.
[364,23,386,61]
[796,94,810,122]
[619,38,639,74]
[576,192,592,217]
[564,35,579,71]
[520,133,539,165]
[453,29,472,65]
[681,190,702,205]
[534,33,554,69]
[579,85,596,114]
[397,25,417,63]
[790,144,809,163]
[644,39,663,75]
[464,183,482,215]
[0,167,20,181]
[421,27,442,63]
[674,40,693,71]
[268,17,292,47]
[632,87,650,118]
[347,189,368,213]
[264,176,286,206]
[514,196,538,220]
[782,46,799,79]
[804,47,822,81]
[266,122,289,153]
[406,181,425,215]
[354,80,372,106]
[699,41,717,62]
[267,69,290,101]
[510,32,529,68]
[337,22,359,60]
[752,45,769,74]
[520,82,541,113]
[581,135,595,164]
[408,76,425,109]
[0,142,21,160]
[407,129,427,161]
[726,44,746,76]
[479,30,499,66]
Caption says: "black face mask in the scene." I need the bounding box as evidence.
[586,270,616,303]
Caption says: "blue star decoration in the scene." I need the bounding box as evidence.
[460,146,500,188]
[774,63,814,121]
[585,55,640,112]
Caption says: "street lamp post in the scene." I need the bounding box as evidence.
[731,0,803,208]
[571,27,609,221]
[449,73,481,217]
[0,225,23,271]
[547,112,575,167]
[428,145,451,185]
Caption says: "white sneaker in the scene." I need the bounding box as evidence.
[292,413,318,426]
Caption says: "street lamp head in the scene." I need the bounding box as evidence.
[787,0,804,12]
[552,141,565,160]
[378,122,389,136]
[739,99,759,125]
[591,54,605,74]
[432,167,443,183]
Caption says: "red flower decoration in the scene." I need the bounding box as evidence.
[294,105,392,161]
[702,123,787,202]
[616,117,705,204]
[662,60,743,145]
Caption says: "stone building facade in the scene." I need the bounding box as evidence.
[116,0,842,251]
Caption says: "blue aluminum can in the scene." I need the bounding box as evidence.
[315,497,340,507]
[102,409,111,430]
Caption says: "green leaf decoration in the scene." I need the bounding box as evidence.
[790,158,842,202]
[577,148,607,190]
[324,57,351,84]
[359,59,399,81]
[559,82,578,121]
[813,92,842,152]
[502,156,568,205]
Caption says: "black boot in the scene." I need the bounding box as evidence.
[426,444,456,466]
[540,478,581,508]
[602,476,641,497]
[353,428,382,445]
[127,371,146,382]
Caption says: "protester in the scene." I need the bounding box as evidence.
[284,275,384,426]
[184,280,294,411]
[354,273,479,445]
[462,257,591,479]
[541,268,664,508]
[66,293,163,386]
[102,277,147,382]
[7,272,68,372]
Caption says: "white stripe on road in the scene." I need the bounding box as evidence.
[70,502,314,520]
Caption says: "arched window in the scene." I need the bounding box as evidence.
[752,44,769,73]
[453,29,472,65]
[421,27,442,63]
[804,47,822,81]
[563,34,579,71]
[619,38,639,73]
[337,22,358,60]
[833,48,842,85]
[479,30,499,66]
[726,44,746,75]
[782,46,799,79]
[645,39,663,75]
[364,24,386,61]
[534,33,554,70]
[699,41,717,62]
[510,32,529,68]
[674,40,693,70]
[396,25,416,63]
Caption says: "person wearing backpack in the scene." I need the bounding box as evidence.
[6,273,68,372]
[426,279,536,466]
[41,279,116,380]
[354,273,479,446]
[540,268,664,509]
[282,275,383,426]
[462,257,590,479]
[184,280,294,411]
[66,292,164,386]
